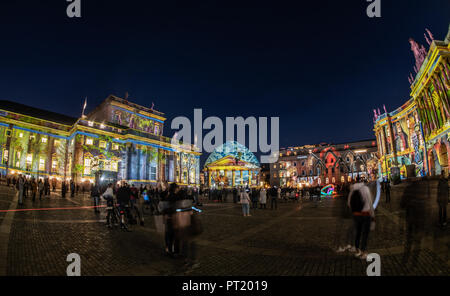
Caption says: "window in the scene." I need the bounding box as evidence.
[150,165,157,180]
[99,141,106,149]
[84,158,91,175]
[15,151,21,167]
[111,161,118,172]
[52,160,58,173]
[39,158,45,171]
[5,129,11,137]
[112,143,119,150]
[88,121,94,127]
[302,170,305,176]
[54,140,60,147]
[26,154,32,165]
[18,132,23,138]
[41,137,47,143]
[85,138,93,145]
[302,161,305,166]
[273,164,277,169]
[347,157,350,162]
[2,149,8,164]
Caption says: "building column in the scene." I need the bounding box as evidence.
[249,170,253,186]
[240,170,243,185]
[232,170,236,187]
[208,169,212,187]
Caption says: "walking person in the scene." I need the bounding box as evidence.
[259,188,267,209]
[437,171,449,227]
[240,189,251,217]
[348,180,375,260]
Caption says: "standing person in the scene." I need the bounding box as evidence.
[70,180,75,197]
[102,183,115,228]
[31,178,37,202]
[251,188,258,209]
[162,183,180,256]
[18,175,24,206]
[271,187,278,210]
[385,180,391,204]
[259,188,267,209]
[233,187,238,204]
[437,171,449,227]
[348,180,375,260]
[38,179,44,201]
[62,181,67,198]
[52,178,56,192]
[240,189,251,217]
[91,183,101,214]
[44,178,50,196]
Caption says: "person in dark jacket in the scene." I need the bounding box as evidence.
[437,171,449,227]
[91,184,101,213]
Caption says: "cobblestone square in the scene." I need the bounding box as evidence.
[0,182,448,276]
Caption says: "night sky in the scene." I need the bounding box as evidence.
[0,0,449,164]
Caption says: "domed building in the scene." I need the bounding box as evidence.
[204,141,260,188]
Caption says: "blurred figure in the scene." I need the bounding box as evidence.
[18,175,24,206]
[384,180,391,204]
[348,180,375,260]
[259,188,267,209]
[335,183,356,254]
[31,178,37,202]
[401,180,427,268]
[437,171,448,227]
[162,183,179,256]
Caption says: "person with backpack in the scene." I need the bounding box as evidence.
[347,180,375,260]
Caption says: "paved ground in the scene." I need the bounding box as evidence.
[0,180,449,276]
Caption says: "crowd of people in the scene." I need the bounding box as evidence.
[6,174,52,205]
[95,181,202,270]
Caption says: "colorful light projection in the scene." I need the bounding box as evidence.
[320,184,335,197]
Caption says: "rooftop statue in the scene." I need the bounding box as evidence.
[409,38,428,74]
[424,28,434,46]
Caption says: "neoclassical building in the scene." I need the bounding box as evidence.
[270,140,379,187]
[374,25,450,178]
[203,141,260,188]
[0,95,201,187]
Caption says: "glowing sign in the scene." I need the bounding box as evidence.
[320,184,335,196]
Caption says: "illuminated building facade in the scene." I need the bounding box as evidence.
[271,140,378,187]
[204,141,260,188]
[0,95,201,186]
[373,99,426,179]
[374,25,450,178]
